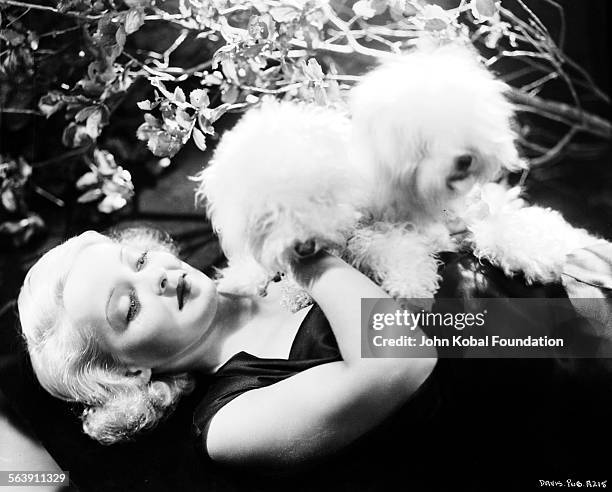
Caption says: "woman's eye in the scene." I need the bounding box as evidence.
[126,290,140,323]
[136,251,148,271]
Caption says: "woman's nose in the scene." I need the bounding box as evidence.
[136,266,172,295]
[159,272,168,294]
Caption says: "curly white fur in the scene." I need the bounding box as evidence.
[197,42,603,307]
[350,42,525,224]
[349,42,602,289]
[346,221,452,298]
[195,100,367,296]
[466,184,599,283]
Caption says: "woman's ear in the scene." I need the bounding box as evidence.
[124,367,152,382]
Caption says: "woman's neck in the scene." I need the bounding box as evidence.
[153,291,258,375]
[201,292,260,371]
[157,283,306,374]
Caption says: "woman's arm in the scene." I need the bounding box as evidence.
[205,253,437,466]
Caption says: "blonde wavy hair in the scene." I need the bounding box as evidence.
[18,228,194,445]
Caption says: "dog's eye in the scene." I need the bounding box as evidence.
[455,155,473,172]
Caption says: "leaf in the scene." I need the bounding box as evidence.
[1,188,17,212]
[77,188,103,203]
[115,25,127,47]
[62,123,91,148]
[371,0,389,15]
[144,113,161,127]
[221,84,239,104]
[175,108,194,130]
[125,8,145,35]
[0,29,25,46]
[93,148,118,175]
[178,0,191,17]
[471,0,498,20]
[147,131,182,157]
[18,158,32,180]
[220,59,238,83]
[244,43,265,58]
[352,1,376,19]
[137,100,153,110]
[25,31,38,50]
[202,71,223,86]
[192,127,207,151]
[150,78,174,101]
[269,6,299,23]
[313,86,327,106]
[189,89,210,109]
[62,123,77,147]
[38,91,66,118]
[76,171,98,189]
[208,103,230,123]
[247,15,267,40]
[98,193,127,213]
[85,110,103,139]
[424,18,447,31]
[326,79,341,102]
[77,79,104,97]
[174,86,186,104]
[302,58,324,81]
[75,105,98,123]
[197,113,215,134]
[124,0,151,7]
[137,124,156,141]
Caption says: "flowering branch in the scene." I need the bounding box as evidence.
[1,0,609,244]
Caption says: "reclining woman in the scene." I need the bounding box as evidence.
[17,227,438,489]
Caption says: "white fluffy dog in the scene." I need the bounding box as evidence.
[196,43,604,307]
[347,43,603,297]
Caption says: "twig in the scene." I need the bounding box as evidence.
[509,88,611,139]
[0,107,42,116]
[33,184,65,207]
[0,0,102,20]
[500,66,539,84]
[515,0,551,40]
[529,126,580,166]
[122,52,177,80]
[521,72,558,94]
[239,82,305,95]
[563,54,611,105]
[0,299,17,320]
[31,145,93,168]
[39,25,82,38]
[5,6,30,27]
[328,74,362,82]
[513,104,576,128]
[540,0,566,49]
[162,29,189,67]
[322,5,397,60]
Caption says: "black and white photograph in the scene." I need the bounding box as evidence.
[1,0,610,490]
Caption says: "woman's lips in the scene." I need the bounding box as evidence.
[177,273,190,310]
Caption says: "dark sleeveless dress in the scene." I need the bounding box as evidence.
[190,254,611,491]
[192,303,449,491]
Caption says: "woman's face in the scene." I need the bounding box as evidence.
[62,235,218,370]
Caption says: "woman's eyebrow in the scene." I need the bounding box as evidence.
[105,288,116,329]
